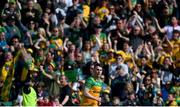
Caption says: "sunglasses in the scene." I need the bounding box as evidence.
[117,57,122,60]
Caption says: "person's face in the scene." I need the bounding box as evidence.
[133,27,141,35]
[145,78,151,85]
[52,28,59,36]
[12,38,19,47]
[129,94,135,100]
[135,4,142,12]
[103,44,109,51]
[117,20,124,29]
[67,41,72,48]
[171,17,178,25]
[90,65,94,75]
[152,71,157,78]
[60,17,66,24]
[37,86,43,92]
[123,43,129,51]
[148,26,156,34]
[85,42,91,50]
[43,13,49,19]
[9,3,16,9]
[163,8,169,16]
[5,52,13,61]
[92,52,99,59]
[94,66,103,78]
[47,52,53,61]
[0,80,4,87]
[95,28,102,33]
[173,32,179,39]
[60,75,67,86]
[76,53,82,61]
[73,0,79,5]
[45,8,51,14]
[70,45,75,52]
[109,52,114,57]
[152,33,158,39]
[74,17,81,25]
[94,17,101,25]
[38,50,44,56]
[112,98,120,106]
[0,33,5,40]
[28,1,34,9]
[110,6,115,13]
[141,58,147,65]
[9,20,16,26]
[168,94,174,101]
[44,97,49,103]
[102,1,107,7]
[47,65,54,72]
[164,57,171,65]
[29,21,35,29]
[148,0,154,8]
[117,56,123,63]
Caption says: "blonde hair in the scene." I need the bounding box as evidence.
[38,28,46,37]
[125,83,134,93]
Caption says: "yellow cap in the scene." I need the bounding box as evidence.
[103,89,110,94]
[116,51,125,59]
[27,48,33,54]
[109,49,115,53]
[50,62,55,69]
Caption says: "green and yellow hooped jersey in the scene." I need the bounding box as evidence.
[81,77,103,106]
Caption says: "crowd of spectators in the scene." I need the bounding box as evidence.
[0,0,179,106]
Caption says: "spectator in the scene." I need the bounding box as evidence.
[0,0,179,106]
[58,75,72,106]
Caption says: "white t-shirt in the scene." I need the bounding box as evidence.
[164,25,180,39]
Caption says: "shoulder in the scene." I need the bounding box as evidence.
[90,35,95,39]
[101,33,106,36]
[86,77,94,83]
[164,25,172,29]
[176,26,180,29]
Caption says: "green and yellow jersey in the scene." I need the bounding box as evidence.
[81,77,103,106]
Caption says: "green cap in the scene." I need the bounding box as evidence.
[8,0,16,4]
[49,44,56,49]
[0,27,6,33]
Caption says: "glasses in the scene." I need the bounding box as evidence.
[117,57,122,60]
